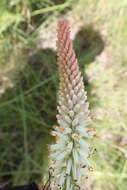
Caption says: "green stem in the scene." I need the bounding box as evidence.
[31,2,70,16]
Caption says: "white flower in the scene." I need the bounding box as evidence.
[49,20,96,190]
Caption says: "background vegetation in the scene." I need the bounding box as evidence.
[0,0,127,190]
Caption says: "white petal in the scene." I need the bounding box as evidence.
[50,143,65,151]
[64,128,72,134]
[51,131,61,136]
[69,110,74,117]
[66,142,73,151]
[74,104,80,112]
[72,163,77,180]
[77,167,82,186]
[61,105,68,112]
[78,149,89,158]
[66,176,71,190]
[68,100,73,109]
[72,94,77,103]
[55,158,65,169]
[79,139,90,150]
[57,118,69,128]
[72,118,79,126]
[64,115,72,124]
[57,150,68,160]
[51,151,61,160]
[72,149,79,164]
[58,171,66,186]
[66,159,72,175]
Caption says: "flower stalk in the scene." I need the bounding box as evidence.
[49,20,96,190]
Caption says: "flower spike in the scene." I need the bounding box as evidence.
[49,20,96,190]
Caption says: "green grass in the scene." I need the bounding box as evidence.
[0,0,127,189]
[73,1,127,189]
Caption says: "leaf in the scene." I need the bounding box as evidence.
[0,11,23,35]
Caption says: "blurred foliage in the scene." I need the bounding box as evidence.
[0,0,75,185]
[0,0,127,190]
[0,0,73,76]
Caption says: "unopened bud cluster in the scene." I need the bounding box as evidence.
[49,20,96,190]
